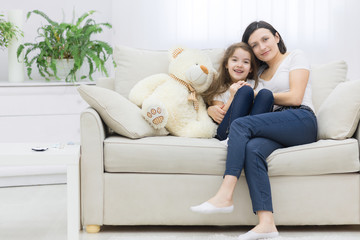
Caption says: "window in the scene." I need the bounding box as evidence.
[113,0,360,79]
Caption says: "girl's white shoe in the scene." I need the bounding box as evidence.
[238,230,279,240]
[190,202,234,214]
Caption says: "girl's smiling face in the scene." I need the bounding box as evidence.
[226,48,252,83]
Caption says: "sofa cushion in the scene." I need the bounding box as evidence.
[311,60,347,112]
[316,79,360,140]
[113,45,169,97]
[267,138,360,176]
[113,45,225,98]
[78,85,168,139]
[104,136,227,175]
[104,136,359,176]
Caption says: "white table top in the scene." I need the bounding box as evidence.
[0,143,80,166]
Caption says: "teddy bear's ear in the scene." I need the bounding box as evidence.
[169,47,185,59]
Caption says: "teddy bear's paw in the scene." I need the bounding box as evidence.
[145,106,167,129]
[147,107,164,124]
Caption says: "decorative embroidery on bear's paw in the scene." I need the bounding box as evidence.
[147,107,164,125]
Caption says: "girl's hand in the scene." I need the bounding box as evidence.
[207,105,226,124]
[229,81,251,97]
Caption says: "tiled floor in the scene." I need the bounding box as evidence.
[1,184,360,240]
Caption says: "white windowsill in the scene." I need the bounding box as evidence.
[0,80,96,87]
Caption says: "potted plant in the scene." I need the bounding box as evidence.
[17,10,114,82]
[0,13,23,50]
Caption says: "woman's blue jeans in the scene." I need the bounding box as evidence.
[225,107,318,213]
[216,86,274,140]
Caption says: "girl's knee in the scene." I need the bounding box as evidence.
[235,85,254,98]
[230,86,255,110]
[258,89,274,101]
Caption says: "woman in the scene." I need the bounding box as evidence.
[202,42,273,141]
[191,21,317,240]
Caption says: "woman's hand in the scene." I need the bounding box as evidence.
[207,105,226,124]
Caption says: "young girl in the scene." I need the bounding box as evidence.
[203,42,274,141]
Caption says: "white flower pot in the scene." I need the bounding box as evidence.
[55,59,75,80]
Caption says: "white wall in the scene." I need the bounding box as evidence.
[112,0,360,80]
[1,0,360,81]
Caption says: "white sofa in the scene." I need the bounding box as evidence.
[79,45,360,232]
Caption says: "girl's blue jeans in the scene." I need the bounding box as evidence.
[225,105,318,213]
[216,86,274,140]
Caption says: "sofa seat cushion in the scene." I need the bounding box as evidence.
[104,136,227,175]
[268,139,360,176]
[104,136,359,176]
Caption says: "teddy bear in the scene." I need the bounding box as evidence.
[128,47,218,138]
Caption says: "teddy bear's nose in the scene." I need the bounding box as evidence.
[200,65,209,74]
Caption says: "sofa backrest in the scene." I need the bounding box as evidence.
[112,45,225,98]
[111,45,348,113]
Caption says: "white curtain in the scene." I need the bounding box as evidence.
[112,0,360,80]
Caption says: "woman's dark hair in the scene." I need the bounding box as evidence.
[242,21,287,54]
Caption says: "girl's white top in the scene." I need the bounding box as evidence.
[258,49,315,112]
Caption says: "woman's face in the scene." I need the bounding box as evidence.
[226,48,252,83]
[247,28,280,63]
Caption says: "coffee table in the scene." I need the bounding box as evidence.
[0,143,81,240]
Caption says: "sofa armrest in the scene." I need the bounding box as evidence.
[80,107,106,226]
[355,121,360,157]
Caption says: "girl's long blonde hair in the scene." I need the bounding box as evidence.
[202,42,259,105]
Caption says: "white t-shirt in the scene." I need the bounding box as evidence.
[258,49,314,112]
[213,79,263,104]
